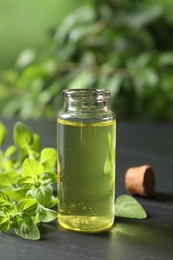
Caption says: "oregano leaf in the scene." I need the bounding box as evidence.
[41,172,57,185]
[15,218,40,240]
[22,158,43,178]
[40,148,57,171]
[17,199,38,216]
[0,174,12,188]
[0,191,12,210]
[0,216,10,232]
[17,176,33,189]
[30,134,41,153]
[115,195,147,219]
[13,122,33,148]
[6,188,28,201]
[4,145,17,158]
[32,185,53,207]
[35,206,57,223]
[0,191,10,202]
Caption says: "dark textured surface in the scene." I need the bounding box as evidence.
[0,118,173,260]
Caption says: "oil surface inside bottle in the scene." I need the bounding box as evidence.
[57,119,115,232]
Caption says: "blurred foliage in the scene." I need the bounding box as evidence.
[0,0,81,68]
[0,0,173,120]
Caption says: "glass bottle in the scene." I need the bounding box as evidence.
[57,89,116,233]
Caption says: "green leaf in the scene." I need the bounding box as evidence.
[5,188,28,201]
[15,217,40,240]
[16,176,33,189]
[30,133,41,154]
[115,195,147,219]
[0,191,11,209]
[22,158,43,178]
[41,172,57,185]
[3,206,13,216]
[35,206,57,223]
[0,171,20,188]
[8,171,20,184]
[0,173,12,188]
[0,191,10,202]
[17,199,38,216]
[31,186,53,207]
[0,122,7,146]
[0,198,11,209]
[0,216,10,232]
[4,145,17,158]
[40,148,57,171]
[13,122,33,148]
[0,158,14,171]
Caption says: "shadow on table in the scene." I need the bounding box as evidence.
[154,192,173,203]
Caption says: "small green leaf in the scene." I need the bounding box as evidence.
[41,172,57,185]
[40,148,57,171]
[0,191,10,202]
[17,199,38,216]
[0,199,11,209]
[115,195,147,219]
[0,216,10,232]
[0,122,7,146]
[3,206,13,216]
[22,158,43,178]
[0,171,20,187]
[4,145,17,158]
[0,191,12,210]
[13,122,33,148]
[35,206,57,223]
[17,176,33,189]
[15,217,40,240]
[0,159,14,171]
[31,186,53,207]
[0,173,12,188]
[6,188,28,201]
[30,134,41,153]
[0,216,9,224]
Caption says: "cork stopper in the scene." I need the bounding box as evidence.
[125,165,155,198]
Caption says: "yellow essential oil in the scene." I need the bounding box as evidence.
[57,118,116,233]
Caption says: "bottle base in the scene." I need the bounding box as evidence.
[58,215,114,233]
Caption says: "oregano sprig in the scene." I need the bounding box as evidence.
[0,121,57,240]
[0,190,39,240]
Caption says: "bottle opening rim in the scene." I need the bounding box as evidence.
[63,89,111,100]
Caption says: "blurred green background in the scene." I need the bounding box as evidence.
[0,0,173,120]
[0,0,80,68]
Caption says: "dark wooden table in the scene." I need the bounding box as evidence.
[0,118,173,260]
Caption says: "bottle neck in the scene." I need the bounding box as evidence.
[66,99,108,112]
[59,89,114,122]
[63,89,110,113]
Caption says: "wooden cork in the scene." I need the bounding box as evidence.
[125,165,155,198]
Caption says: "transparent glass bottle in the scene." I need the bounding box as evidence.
[57,89,116,233]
